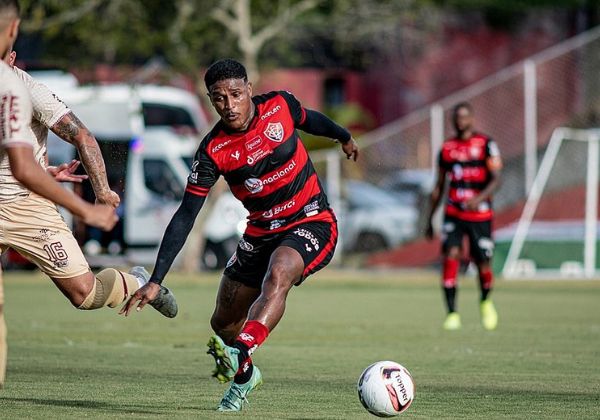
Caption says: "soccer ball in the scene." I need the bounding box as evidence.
[357,361,415,417]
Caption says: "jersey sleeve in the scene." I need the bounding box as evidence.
[437,149,448,171]
[485,138,503,171]
[186,139,220,197]
[14,67,70,129]
[0,74,34,149]
[279,90,307,126]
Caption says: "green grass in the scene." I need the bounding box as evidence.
[0,270,599,419]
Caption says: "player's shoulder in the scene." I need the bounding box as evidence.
[0,63,27,95]
[198,123,226,152]
[11,66,34,85]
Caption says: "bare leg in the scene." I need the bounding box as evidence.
[246,246,304,331]
[210,276,261,344]
[51,271,95,307]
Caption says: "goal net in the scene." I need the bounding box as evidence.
[501,127,600,279]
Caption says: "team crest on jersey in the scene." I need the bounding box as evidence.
[264,122,284,142]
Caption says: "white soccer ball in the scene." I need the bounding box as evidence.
[357,361,415,417]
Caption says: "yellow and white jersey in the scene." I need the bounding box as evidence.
[0,61,36,203]
[0,65,71,204]
[13,66,70,168]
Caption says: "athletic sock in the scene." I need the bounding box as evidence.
[479,269,493,301]
[442,258,459,313]
[444,286,457,313]
[232,320,269,384]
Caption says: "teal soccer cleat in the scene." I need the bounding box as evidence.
[206,335,240,383]
[217,366,263,412]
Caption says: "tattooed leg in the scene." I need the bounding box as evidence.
[210,276,261,344]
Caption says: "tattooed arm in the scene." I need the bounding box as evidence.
[51,112,120,208]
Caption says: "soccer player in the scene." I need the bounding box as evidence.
[122,58,359,411]
[426,102,502,331]
[0,0,177,388]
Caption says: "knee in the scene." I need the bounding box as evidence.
[446,247,461,260]
[263,265,295,295]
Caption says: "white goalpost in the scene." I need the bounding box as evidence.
[502,127,600,279]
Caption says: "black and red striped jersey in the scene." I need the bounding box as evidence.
[186,91,334,236]
[438,132,502,222]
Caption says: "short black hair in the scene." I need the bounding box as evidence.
[204,59,247,90]
[453,101,473,116]
[0,0,20,15]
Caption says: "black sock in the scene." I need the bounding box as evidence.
[480,288,491,301]
[443,287,457,313]
[232,341,253,384]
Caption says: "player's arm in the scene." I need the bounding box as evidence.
[119,191,206,316]
[426,163,447,239]
[51,112,119,207]
[464,140,503,210]
[6,146,117,231]
[280,91,359,161]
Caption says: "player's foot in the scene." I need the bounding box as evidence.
[128,266,178,318]
[217,366,263,412]
[480,299,498,330]
[207,335,240,383]
[443,312,461,330]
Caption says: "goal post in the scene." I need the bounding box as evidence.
[502,127,600,279]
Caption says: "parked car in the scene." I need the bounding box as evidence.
[338,180,419,252]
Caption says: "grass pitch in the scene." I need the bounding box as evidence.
[0,270,598,419]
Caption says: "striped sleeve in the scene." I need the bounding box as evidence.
[186,135,220,197]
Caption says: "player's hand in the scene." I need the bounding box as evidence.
[96,190,121,209]
[342,138,359,161]
[82,203,118,231]
[425,220,434,240]
[120,282,161,316]
[464,197,480,211]
[47,160,88,183]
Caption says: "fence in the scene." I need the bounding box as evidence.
[312,25,600,262]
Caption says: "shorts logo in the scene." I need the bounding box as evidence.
[264,122,284,142]
[294,228,320,251]
[33,228,59,243]
[226,253,237,268]
[244,178,263,194]
[239,238,254,251]
[478,237,494,258]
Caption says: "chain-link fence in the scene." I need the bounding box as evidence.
[312,25,600,263]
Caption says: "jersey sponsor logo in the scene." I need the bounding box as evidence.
[211,139,232,153]
[262,199,295,218]
[264,121,284,142]
[247,147,272,166]
[303,200,319,217]
[245,178,263,194]
[294,227,320,251]
[239,238,254,252]
[231,150,241,160]
[260,105,281,120]
[0,94,21,139]
[469,145,483,159]
[244,159,297,193]
[245,136,262,151]
[190,172,198,181]
[191,160,199,171]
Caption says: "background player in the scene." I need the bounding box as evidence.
[0,0,177,388]
[122,59,359,411]
[426,102,502,331]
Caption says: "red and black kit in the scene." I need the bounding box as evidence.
[438,133,501,262]
[150,91,349,287]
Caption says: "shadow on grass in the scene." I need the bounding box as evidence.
[0,397,165,414]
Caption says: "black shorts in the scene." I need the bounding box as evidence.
[223,219,338,289]
[441,216,494,263]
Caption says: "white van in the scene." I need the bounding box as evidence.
[47,83,247,268]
